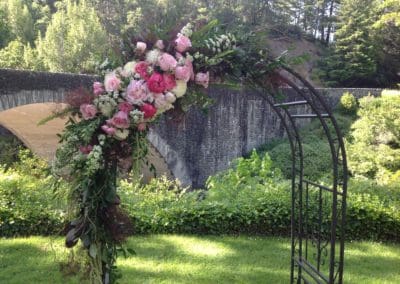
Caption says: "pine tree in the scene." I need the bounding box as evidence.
[323,0,379,86]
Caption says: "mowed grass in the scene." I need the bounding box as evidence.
[0,235,399,283]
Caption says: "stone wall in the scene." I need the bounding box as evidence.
[0,68,385,187]
[0,68,99,111]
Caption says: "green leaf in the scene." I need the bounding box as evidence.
[89,243,97,258]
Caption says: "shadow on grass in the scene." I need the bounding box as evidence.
[118,235,291,284]
[0,236,399,284]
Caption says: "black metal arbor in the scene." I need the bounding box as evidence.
[253,66,348,283]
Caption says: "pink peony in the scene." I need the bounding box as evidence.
[80,104,97,120]
[175,52,183,60]
[154,94,168,109]
[175,34,192,53]
[93,82,104,96]
[101,125,116,135]
[163,73,177,91]
[104,73,121,92]
[137,122,147,131]
[195,72,210,88]
[155,40,165,50]
[175,65,191,82]
[158,53,177,72]
[140,103,157,119]
[79,145,93,155]
[126,80,149,105]
[136,41,147,53]
[147,73,166,93]
[118,101,134,113]
[135,61,150,80]
[109,111,130,129]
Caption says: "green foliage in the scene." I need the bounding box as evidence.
[0,0,35,44]
[0,39,44,69]
[0,8,12,48]
[347,94,400,183]
[0,40,25,68]
[321,0,379,86]
[36,0,110,73]
[268,137,332,179]
[0,135,22,168]
[339,92,358,114]
[1,154,399,241]
[0,150,66,237]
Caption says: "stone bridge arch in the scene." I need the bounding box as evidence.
[1,68,378,188]
[0,102,174,181]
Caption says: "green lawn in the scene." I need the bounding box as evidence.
[0,235,399,283]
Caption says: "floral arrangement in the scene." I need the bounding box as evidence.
[51,21,287,284]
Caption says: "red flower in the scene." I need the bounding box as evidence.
[135,61,150,80]
[163,73,177,91]
[140,103,157,119]
[147,73,166,93]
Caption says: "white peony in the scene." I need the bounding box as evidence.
[171,80,187,98]
[146,49,161,64]
[123,61,137,77]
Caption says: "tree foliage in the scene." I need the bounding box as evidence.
[36,0,109,73]
[347,93,400,185]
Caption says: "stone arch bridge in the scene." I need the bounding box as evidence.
[0,69,381,187]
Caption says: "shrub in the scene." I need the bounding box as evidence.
[0,151,66,237]
[347,94,400,183]
[268,138,332,180]
[1,151,399,242]
[0,135,22,168]
[339,92,358,114]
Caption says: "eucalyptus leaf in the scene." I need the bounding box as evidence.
[89,244,97,258]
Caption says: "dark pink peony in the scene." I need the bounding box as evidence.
[163,73,177,91]
[135,61,150,80]
[147,73,166,93]
[140,103,157,119]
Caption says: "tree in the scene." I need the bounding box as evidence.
[372,0,400,86]
[1,0,35,44]
[322,0,379,86]
[0,40,25,68]
[0,8,12,48]
[36,0,109,73]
